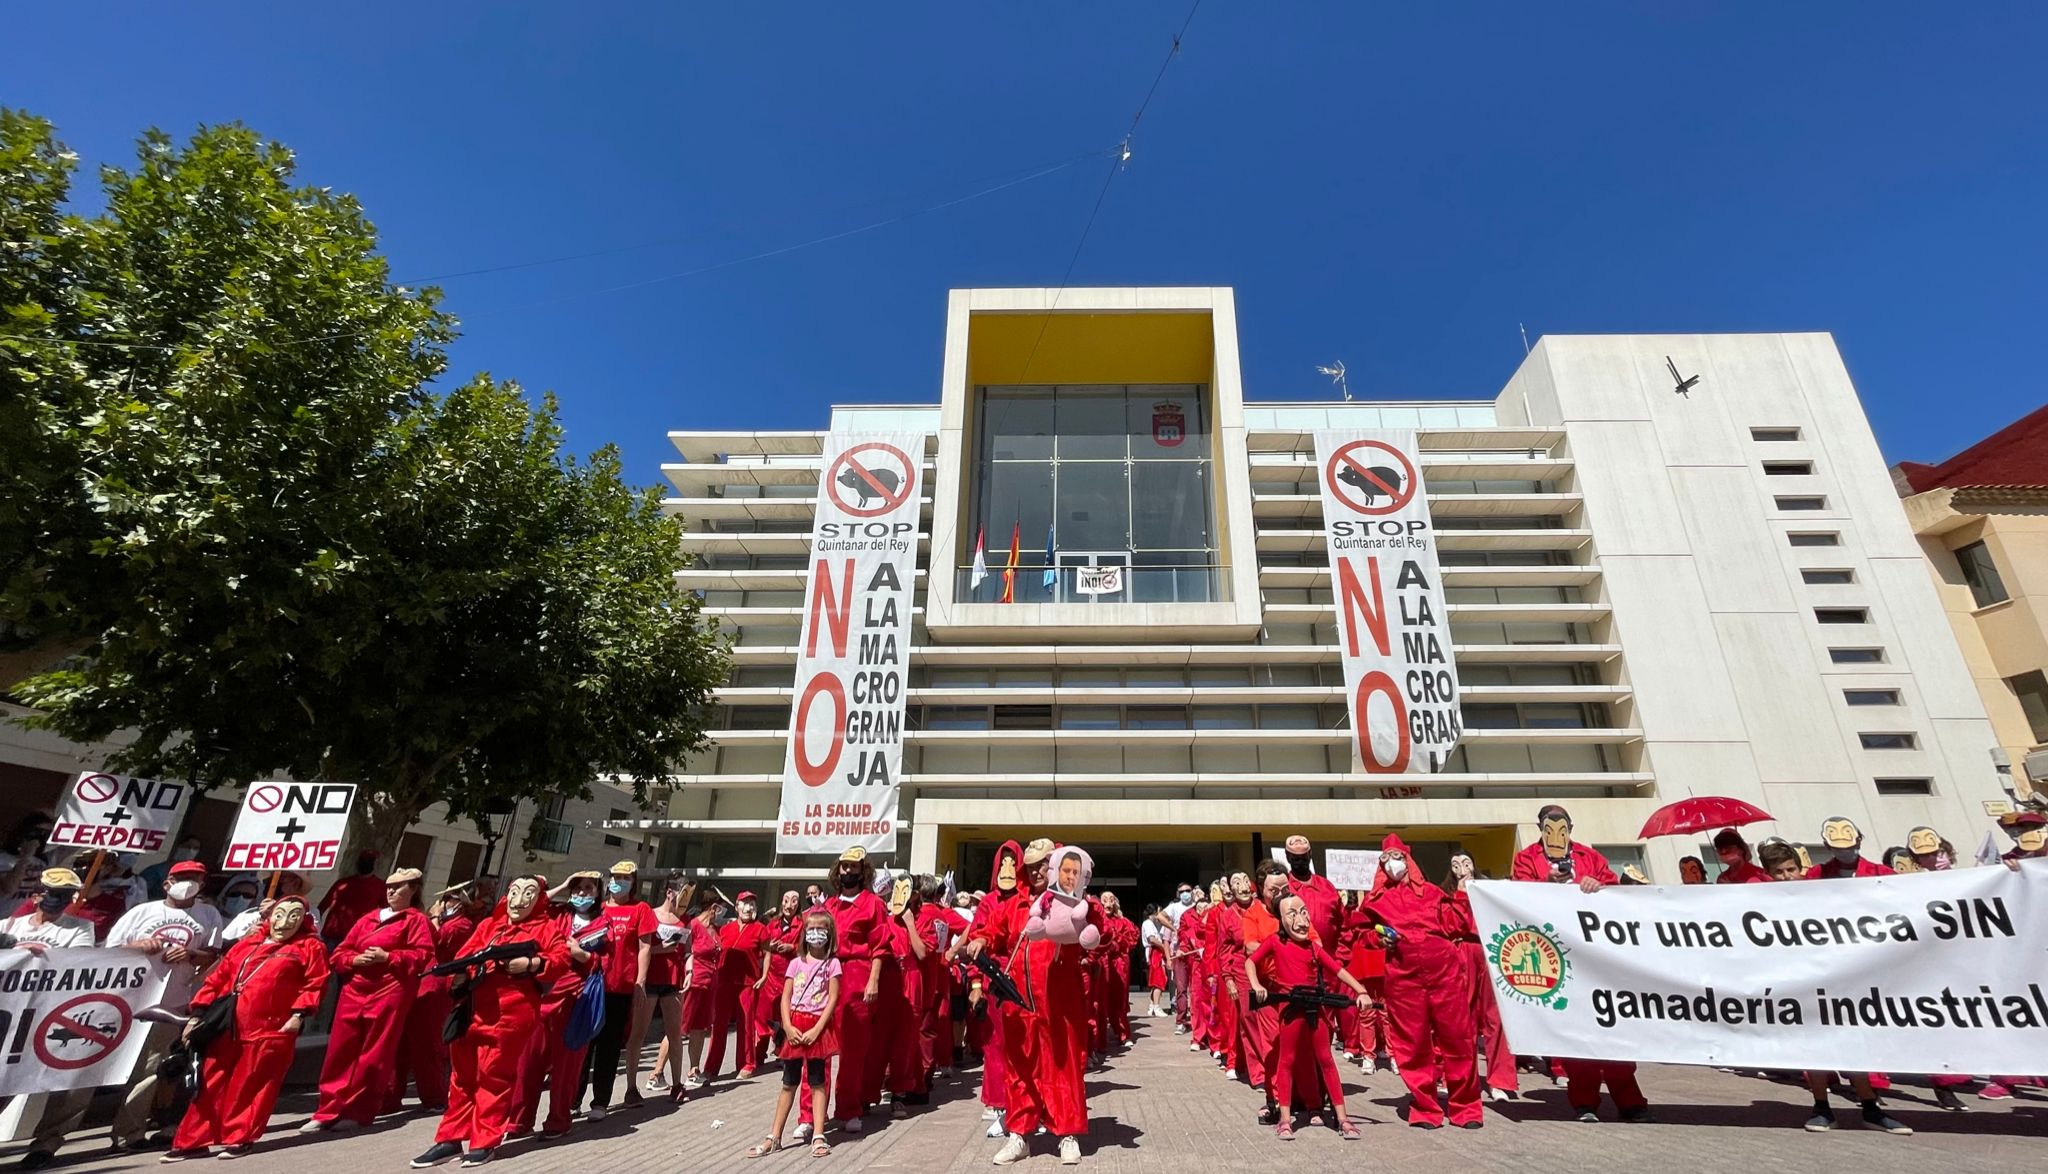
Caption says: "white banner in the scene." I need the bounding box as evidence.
[0,948,171,1094]
[777,431,925,856]
[1313,429,1460,774]
[1325,849,1382,892]
[1469,863,2048,1073]
[1075,565,1124,596]
[223,781,357,873]
[49,771,191,856]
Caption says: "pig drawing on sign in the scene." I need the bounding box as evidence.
[837,463,900,507]
[1337,463,1404,505]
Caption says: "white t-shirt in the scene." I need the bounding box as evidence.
[1141,918,1166,952]
[107,899,225,1009]
[0,912,97,949]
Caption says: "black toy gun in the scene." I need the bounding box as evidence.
[1276,985,1355,1011]
[429,939,538,977]
[967,951,1033,1012]
[576,927,610,953]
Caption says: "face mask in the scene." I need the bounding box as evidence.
[804,928,829,948]
[1833,847,1861,866]
[608,880,631,896]
[837,872,861,892]
[1385,858,1407,880]
[569,894,597,913]
[1286,852,1312,879]
[172,847,198,863]
[39,892,73,914]
[167,880,200,901]
[223,895,253,916]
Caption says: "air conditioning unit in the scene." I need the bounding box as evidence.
[2023,748,2048,793]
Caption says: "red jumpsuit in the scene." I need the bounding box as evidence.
[1336,902,1386,1057]
[1249,934,1351,1121]
[1717,860,1770,884]
[1103,915,1135,1046]
[1238,901,1282,1091]
[519,909,601,1135]
[172,926,329,1151]
[1451,919,1517,1093]
[754,915,802,1069]
[388,910,474,1113]
[1366,834,1481,1128]
[706,918,769,1078]
[970,886,1102,1137]
[879,917,926,1097]
[974,842,1025,1114]
[315,906,435,1125]
[916,905,966,1072]
[1509,840,1642,1112]
[1181,907,1212,1049]
[434,910,570,1153]
[1208,901,1247,1074]
[318,872,386,944]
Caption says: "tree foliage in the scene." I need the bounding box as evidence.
[2,113,728,853]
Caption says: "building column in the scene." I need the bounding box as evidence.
[909,820,939,874]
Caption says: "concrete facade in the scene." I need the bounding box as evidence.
[644,290,2011,893]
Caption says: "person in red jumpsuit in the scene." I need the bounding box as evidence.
[389,880,480,1114]
[305,867,435,1132]
[1338,891,1391,1070]
[708,890,771,1080]
[1441,854,1517,1103]
[965,839,1104,1167]
[1177,887,1212,1054]
[1364,834,1483,1130]
[918,877,968,1075]
[318,849,387,946]
[1712,829,1770,884]
[411,874,571,1168]
[522,871,606,1137]
[1279,836,1344,947]
[754,890,803,1071]
[1509,805,1649,1122]
[1245,893,1372,1140]
[1209,875,1248,1076]
[1097,893,1136,1050]
[163,896,329,1160]
[877,875,930,1108]
[963,842,1024,1141]
[1807,816,1894,880]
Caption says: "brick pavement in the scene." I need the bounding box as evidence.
[6,1002,2043,1173]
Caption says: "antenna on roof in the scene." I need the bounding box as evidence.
[1519,323,1531,355]
[1315,361,1352,402]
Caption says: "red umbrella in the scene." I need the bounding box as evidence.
[1637,796,1772,840]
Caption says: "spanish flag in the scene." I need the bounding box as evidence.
[1000,522,1021,604]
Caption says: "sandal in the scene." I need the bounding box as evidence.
[1339,1121,1361,1141]
[746,1137,780,1158]
[811,1139,832,1158]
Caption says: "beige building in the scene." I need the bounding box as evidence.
[1895,405,2048,804]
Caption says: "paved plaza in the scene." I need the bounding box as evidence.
[7,1006,2043,1174]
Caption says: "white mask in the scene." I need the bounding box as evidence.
[167,880,201,901]
[1385,858,1407,880]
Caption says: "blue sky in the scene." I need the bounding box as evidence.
[14,2,2045,485]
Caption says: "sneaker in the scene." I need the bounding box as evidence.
[585,1105,608,1122]
[1274,1122,1295,1141]
[879,1091,894,1107]
[298,1119,333,1135]
[329,1120,359,1133]
[791,1123,812,1144]
[843,1116,863,1135]
[1619,1106,1652,1124]
[1359,1056,1378,1073]
[1576,1109,1600,1124]
[159,1151,208,1164]
[985,1116,1008,1140]
[1979,1082,2013,1100]
[1805,1107,1836,1132]
[1255,1105,1280,1126]
[738,1068,757,1080]
[458,1152,495,1169]
[683,1075,707,1090]
[1058,1136,1081,1165]
[624,1089,645,1108]
[1342,1052,1361,1064]
[1934,1087,1968,1112]
[980,1108,1000,1121]
[218,1146,255,1160]
[992,1134,1030,1166]
[1458,1120,1483,1130]
[411,1142,466,1168]
[647,1073,670,1091]
[1861,1105,1912,1135]
[1487,1087,1513,1103]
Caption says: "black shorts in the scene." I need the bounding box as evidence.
[647,983,681,998]
[781,1057,830,1087]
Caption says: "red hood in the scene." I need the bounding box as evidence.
[1368,833,1429,901]
[988,840,1024,900]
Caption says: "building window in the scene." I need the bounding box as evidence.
[1801,569,1855,585]
[1954,541,2010,608]
[1843,689,1901,706]
[1858,732,1917,750]
[2008,670,2048,744]
[1788,532,1840,547]
[1775,496,1827,511]
[1830,647,1885,664]
[603,807,628,848]
[1763,461,1815,476]
[1814,608,1869,624]
[1751,427,1801,441]
[1874,778,1933,796]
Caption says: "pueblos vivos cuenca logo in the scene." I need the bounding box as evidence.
[1490,922,1571,1011]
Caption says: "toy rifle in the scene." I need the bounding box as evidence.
[429,939,538,977]
[1275,985,1355,1011]
[968,951,1034,1013]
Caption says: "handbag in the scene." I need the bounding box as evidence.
[563,968,606,1051]
[184,996,238,1051]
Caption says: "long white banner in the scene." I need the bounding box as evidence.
[0,948,172,1094]
[776,431,924,857]
[1313,429,1460,775]
[1470,862,2048,1074]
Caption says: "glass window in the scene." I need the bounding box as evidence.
[1788,532,1840,547]
[1057,461,1129,550]
[1843,689,1901,706]
[1874,778,1932,795]
[1956,541,2010,607]
[1751,427,1801,441]
[1801,569,1854,585]
[1830,647,1885,664]
[1815,608,1869,624]
[983,390,1053,459]
[1128,386,1209,459]
[924,706,990,730]
[1776,496,1827,511]
[1132,462,1213,550]
[1857,732,1917,750]
[1126,707,1191,729]
[2008,670,2048,743]
[1053,388,1128,460]
[1762,461,1814,475]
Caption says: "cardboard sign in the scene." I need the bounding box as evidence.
[0,949,170,1094]
[222,781,357,872]
[1314,429,1462,773]
[1325,849,1382,892]
[48,772,191,855]
[777,431,925,856]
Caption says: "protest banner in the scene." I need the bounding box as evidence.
[222,781,357,872]
[47,771,191,855]
[0,948,169,1095]
[776,431,924,856]
[1313,429,1460,775]
[1469,862,2048,1073]
[1324,849,1381,892]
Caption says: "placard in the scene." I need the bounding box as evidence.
[1076,565,1124,596]
[1313,429,1461,773]
[48,772,191,855]
[222,781,357,872]
[0,949,170,1094]
[776,431,925,856]
[1325,849,1382,892]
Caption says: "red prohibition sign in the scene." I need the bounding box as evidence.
[1323,439,1420,517]
[34,993,131,1070]
[246,784,284,813]
[824,443,916,518]
[74,773,119,804]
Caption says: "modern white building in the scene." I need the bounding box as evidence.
[632,287,2011,896]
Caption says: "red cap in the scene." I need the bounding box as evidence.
[168,860,208,879]
[736,890,757,902]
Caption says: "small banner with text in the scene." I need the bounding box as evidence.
[0,948,170,1094]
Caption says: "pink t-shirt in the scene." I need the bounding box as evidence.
[783,955,841,1013]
